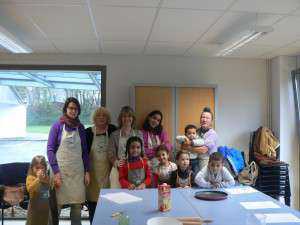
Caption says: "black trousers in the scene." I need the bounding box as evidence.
[87,201,97,224]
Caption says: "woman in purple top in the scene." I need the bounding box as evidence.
[47,97,90,225]
[141,110,172,184]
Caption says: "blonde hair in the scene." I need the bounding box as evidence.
[91,107,111,125]
[27,155,47,176]
[117,106,136,128]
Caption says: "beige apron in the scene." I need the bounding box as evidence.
[86,127,110,202]
[55,125,85,205]
[110,130,136,188]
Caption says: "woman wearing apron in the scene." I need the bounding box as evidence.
[141,110,172,185]
[85,107,117,224]
[107,106,143,188]
[47,97,90,225]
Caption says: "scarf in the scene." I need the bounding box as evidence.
[59,115,81,128]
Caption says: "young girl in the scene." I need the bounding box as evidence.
[170,151,194,188]
[26,155,50,225]
[195,152,235,188]
[119,136,151,190]
[153,145,177,187]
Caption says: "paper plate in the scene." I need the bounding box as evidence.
[194,190,228,201]
[147,217,182,225]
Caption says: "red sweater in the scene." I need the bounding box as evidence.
[119,158,151,188]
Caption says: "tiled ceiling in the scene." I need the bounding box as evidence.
[1,0,300,58]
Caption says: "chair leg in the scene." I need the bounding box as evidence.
[1,206,4,225]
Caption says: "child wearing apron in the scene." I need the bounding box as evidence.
[119,136,151,189]
[170,151,195,188]
[26,156,50,225]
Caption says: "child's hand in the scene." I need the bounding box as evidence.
[118,159,126,167]
[211,181,221,189]
[136,183,146,190]
[128,183,136,190]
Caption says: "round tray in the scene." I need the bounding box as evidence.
[194,190,228,201]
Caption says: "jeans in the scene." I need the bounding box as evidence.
[190,158,200,175]
[87,201,97,224]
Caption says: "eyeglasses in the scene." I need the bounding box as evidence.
[67,107,78,111]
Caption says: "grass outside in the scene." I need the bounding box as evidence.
[27,125,51,134]
[27,124,92,134]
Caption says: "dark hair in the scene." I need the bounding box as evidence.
[184,124,197,134]
[176,150,190,161]
[155,144,169,157]
[63,97,81,116]
[142,110,163,135]
[209,152,224,163]
[201,107,213,120]
[118,106,136,128]
[125,136,144,157]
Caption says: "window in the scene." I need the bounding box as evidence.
[292,69,300,142]
[0,65,106,164]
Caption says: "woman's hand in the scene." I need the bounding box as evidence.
[54,172,62,189]
[136,183,146,190]
[84,172,90,186]
[128,183,136,190]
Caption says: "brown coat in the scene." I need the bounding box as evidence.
[26,175,49,225]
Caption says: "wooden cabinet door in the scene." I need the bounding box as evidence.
[134,86,173,141]
[176,87,215,135]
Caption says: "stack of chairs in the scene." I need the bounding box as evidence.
[249,132,291,206]
[0,162,30,225]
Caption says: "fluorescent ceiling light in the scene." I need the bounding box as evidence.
[216,26,273,57]
[0,25,32,53]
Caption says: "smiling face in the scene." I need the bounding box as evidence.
[121,113,133,128]
[200,112,212,129]
[157,149,169,165]
[177,153,190,170]
[128,141,142,157]
[149,113,162,129]
[66,102,78,119]
[95,112,108,128]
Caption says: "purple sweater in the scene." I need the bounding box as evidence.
[199,128,218,155]
[142,129,172,159]
[47,121,90,174]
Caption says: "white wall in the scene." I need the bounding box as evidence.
[271,56,299,209]
[0,54,268,152]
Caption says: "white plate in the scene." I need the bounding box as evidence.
[147,217,182,225]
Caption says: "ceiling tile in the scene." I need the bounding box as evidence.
[162,0,235,10]
[0,4,45,40]
[102,41,144,54]
[145,41,191,55]
[187,43,219,57]
[19,4,96,39]
[0,0,85,4]
[200,12,282,44]
[91,0,160,7]
[231,0,300,14]
[52,39,99,53]
[254,16,300,46]
[150,9,222,42]
[262,45,300,58]
[22,39,58,53]
[92,5,156,41]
